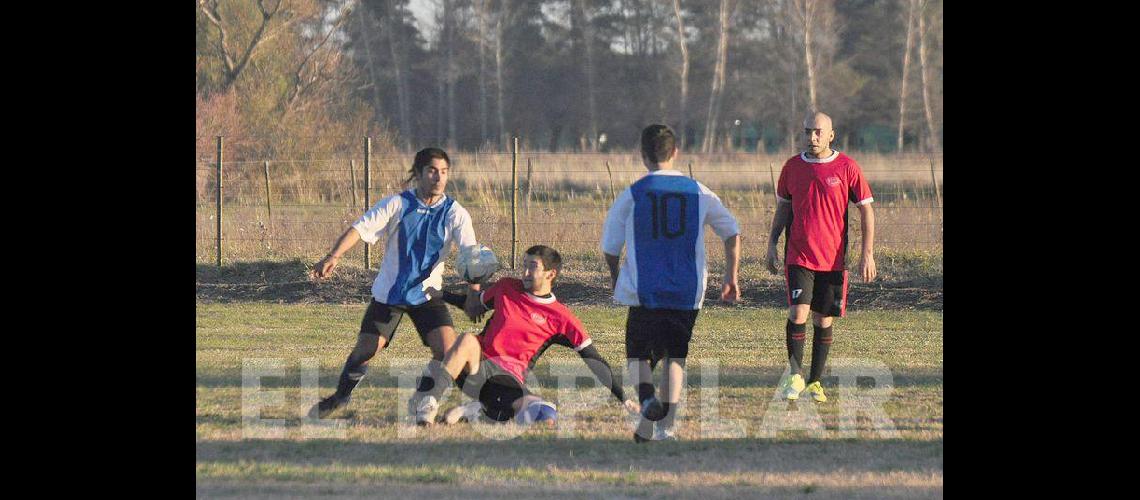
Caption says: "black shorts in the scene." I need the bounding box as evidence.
[458,358,527,422]
[785,265,849,317]
[359,298,454,346]
[625,306,700,360]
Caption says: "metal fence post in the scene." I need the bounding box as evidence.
[263,160,272,224]
[511,137,519,270]
[768,163,777,203]
[364,137,372,270]
[263,160,272,250]
[216,136,223,267]
[350,159,358,209]
[929,156,942,242]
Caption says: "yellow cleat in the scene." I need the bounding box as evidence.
[782,373,806,400]
[805,381,827,403]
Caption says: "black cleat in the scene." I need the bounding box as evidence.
[641,396,666,422]
[633,417,655,443]
[309,394,349,419]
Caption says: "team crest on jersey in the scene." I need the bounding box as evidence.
[826,176,841,187]
[530,312,547,325]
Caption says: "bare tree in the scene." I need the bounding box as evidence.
[354,4,385,122]
[576,0,599,151]
[476,0,489,146]
[199,0,301,90]
[671,0,689,150]
[283,3,356,116]
[796,0,819,111]
[701,0,733,153]
[382,0,413,150]
[917,0,939,153]
[494,1,509,150]
[896,0,916,153]
[444,0,458,151]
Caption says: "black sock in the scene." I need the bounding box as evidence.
[416,360,453,401]
[638,382,656,404]
[786,320,807,376]
[809,325,833,384]
[335,356,368,400]
[660,402,680,431]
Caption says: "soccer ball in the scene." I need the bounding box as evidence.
[455,244,500,283]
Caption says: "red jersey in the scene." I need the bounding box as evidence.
[776,151,874,272]
[478,278,593,384]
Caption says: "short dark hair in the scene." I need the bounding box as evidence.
[405,147,450,184]
[640,124,677,163]
[525,245,562,283]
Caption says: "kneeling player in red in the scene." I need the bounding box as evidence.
[410,245,640,426]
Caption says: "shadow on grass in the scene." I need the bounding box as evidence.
[195,365,943,390]
[195,436,943,476]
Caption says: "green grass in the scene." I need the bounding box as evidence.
[197,302,942,498]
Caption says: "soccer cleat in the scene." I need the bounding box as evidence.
[413,395,440,426]
[653,427,677,441]
[782,373,806,401]
[805,381,827,402]
[442,401,484,425]
[633,417,656,443]
[641,396,665,421]
[633,429,652,443]
[309,394,349,419]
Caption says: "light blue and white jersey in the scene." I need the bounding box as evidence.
[601,170,739,310]
[352,190,477,306]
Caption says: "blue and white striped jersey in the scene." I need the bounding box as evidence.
[352,190,477,306]
[601,170,739,310]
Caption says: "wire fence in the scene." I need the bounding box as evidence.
[195,137,943,269]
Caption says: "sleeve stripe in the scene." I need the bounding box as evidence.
[573,338,593,352]
[856,197,874,206]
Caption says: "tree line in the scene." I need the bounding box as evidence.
[196,0,943,158]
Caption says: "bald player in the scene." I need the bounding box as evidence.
[766,112,876,403]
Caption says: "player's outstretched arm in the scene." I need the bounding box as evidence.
[858,202,876,282]
[766,201,792,275]
[575,344,639,415]
[439,285,494,323]
[463,282,491,322]
[603,253,621,290]
[721,234,741,303]
[312,227,361,279]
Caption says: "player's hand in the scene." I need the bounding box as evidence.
[766,245,780,275]
[311,254,340,280]
[623,399,641,416]
[463,290,485,322]
[860,253,876,283]
[720,280,740,304]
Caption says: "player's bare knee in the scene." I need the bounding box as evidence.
[812,313,833,328]
[350,333,385,364]
[789,306,810,324]
[427,326,457,360]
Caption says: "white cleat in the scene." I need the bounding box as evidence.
[414,395,440,426]
[442,401,484,425]
[653,427,677,441]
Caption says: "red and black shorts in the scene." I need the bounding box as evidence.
[458,358,527,422]
[785,265,849,317]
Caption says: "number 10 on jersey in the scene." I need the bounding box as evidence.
[647,192,688,239]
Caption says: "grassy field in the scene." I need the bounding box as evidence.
[196,302,943,498]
